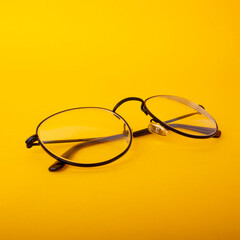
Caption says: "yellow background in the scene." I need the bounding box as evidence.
[0,0,239,239]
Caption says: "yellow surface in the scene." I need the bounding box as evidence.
[0,1,239,239]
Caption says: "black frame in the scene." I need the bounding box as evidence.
[144,95,219,139]
[26,95,221,171]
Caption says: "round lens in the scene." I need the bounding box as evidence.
[37,108,132,165]
[145,95,217,137]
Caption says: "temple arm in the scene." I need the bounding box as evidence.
[48,130,142,171]
[168,124,217,135]
[26,111,201,147]
[48,125,221,171]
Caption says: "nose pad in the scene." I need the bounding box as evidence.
[123,123,131,144]
[148,122,168,136]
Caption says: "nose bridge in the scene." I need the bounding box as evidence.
[112,97,148,115]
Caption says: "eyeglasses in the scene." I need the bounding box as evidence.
[26,95,221,172]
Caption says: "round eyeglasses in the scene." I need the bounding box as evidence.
[26,95,221,171]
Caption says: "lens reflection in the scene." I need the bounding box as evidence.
[145,95,217,137]
[37,108,131,165]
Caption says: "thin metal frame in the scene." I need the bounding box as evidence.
[143,95,219,139]
[36,107,133,168]
[26,95,221,171]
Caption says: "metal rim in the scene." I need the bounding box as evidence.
[36,107,133,167]
[144,95,218,139]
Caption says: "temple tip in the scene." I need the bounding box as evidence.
[213,130,221,138]
[49,161,66,172]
